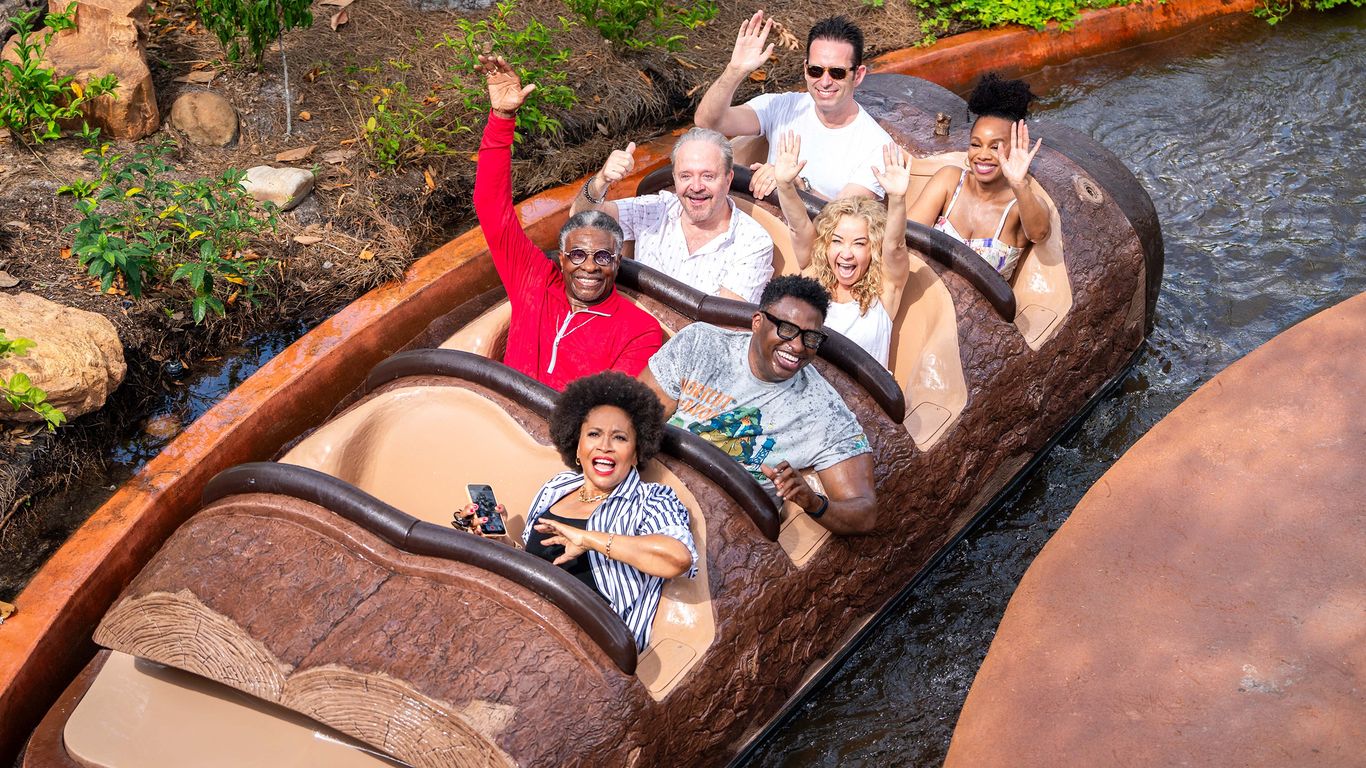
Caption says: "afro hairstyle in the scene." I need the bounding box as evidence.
[550,371,666,470]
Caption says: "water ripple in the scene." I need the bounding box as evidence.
[743,7,1366,767]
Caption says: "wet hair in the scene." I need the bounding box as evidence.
[559,210,624,254]
[550,371,665,470]
[671,127,734,172]
[759,274,831,321]
[810,198,886,314]
[807,16,864,68]
[967,72,1035,124]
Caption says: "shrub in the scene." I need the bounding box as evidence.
[1255,0,1364,24]
[356,62,471,171]
[194,0,313,65]
[60,140,279,324]
[0,3,118,145]
[909,0,1142,43]
[438,0,578,142]
[561,0,716,51]
[0,331,66,431]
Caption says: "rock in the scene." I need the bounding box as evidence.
[0,0,45,43]
[0,0,159,140]
[169,91,238,146]
[0,292,125,423]
[241,166,314,211]
[0,270,18,288]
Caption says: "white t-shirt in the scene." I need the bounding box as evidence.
[744,91,893,199]
[615,191,774,303]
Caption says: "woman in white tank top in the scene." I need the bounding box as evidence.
[908,73,1052,281]
[772,132,911,368]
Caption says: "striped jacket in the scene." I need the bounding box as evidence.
[524,468,698,649]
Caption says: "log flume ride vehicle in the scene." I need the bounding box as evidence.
[16,74,1162,768]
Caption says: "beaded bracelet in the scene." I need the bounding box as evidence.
[582,176,607,205]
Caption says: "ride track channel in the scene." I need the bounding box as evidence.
[0,0,1259,763]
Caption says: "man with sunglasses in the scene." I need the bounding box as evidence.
[640,276,878,535]
[475,55,663,390]
[695,13,894,202]
[571,127,774,304]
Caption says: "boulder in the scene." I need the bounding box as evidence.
[0,292,125,423]
[241,166,314,211]
[0,0,45,43]
[170,91,238,146]
[0,0,159,140]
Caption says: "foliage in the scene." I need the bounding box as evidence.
[908,0,1142,43]
[193,0,313,65]
[0,4,118,145]
[356,62,471,171]
[60,140,279,324]
[438,0,578,141]
[0,331,66,431]
[561,0,716,51]
[1254,0,1364,24]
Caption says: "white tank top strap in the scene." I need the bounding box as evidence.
[942,170,968,218]
[992,198,1018,241]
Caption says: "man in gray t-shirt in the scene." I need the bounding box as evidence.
[641,276,878,535]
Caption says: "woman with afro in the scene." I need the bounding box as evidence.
[457,371,696,650]
[909,73,1052,281]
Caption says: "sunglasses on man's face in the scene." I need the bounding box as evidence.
[761,310,827,351]
[805,63,851,81]
[564,248,618,267]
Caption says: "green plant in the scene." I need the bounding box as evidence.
[60,140,279,323]
[193,0,313,132]
[0,331,65,430]
[0,4,118,144]
[1254,0,1363,23]
[438,0,578,141]
[562,0,716,51]
[909,0,1140,43]
[356,63,471,171]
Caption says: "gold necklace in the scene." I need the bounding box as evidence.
[578,485,610,503]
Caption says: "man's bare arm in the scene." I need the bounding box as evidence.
[637,365,679,419]
[695,10,770,137]
[763,453,878,535]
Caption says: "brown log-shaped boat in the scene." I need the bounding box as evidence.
[17,72,1162,768]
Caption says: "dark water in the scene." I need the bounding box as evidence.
[0,326,305,602]
[743,8,1366,767]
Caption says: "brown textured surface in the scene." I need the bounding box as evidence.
[946,292,1366,768]
[61,73,1150,766]
[0,4,1216,757]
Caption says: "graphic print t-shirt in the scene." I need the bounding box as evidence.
[648,324,871,495]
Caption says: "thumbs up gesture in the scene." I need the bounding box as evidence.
[599,141,637,186]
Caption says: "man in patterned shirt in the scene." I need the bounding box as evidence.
[639,276,878,535]
[571,127,775,304]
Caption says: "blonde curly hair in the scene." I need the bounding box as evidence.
[810,197,886,314]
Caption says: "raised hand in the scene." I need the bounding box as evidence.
[598,141,637,185]
[773,130,807,187]
[534,518,590,565]
[478,54,536,119]
[728,10,775,75]
[1001,120,1042,188]
[871,142,911,198]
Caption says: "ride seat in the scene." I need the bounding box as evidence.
[280,385,714,698]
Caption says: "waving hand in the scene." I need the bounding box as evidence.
[478,54,536,119]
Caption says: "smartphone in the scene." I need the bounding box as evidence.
[466,483,506,536]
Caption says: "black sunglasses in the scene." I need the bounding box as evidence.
[761,311,827,351]
[805,63,851,81]
[564,248,618,267]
